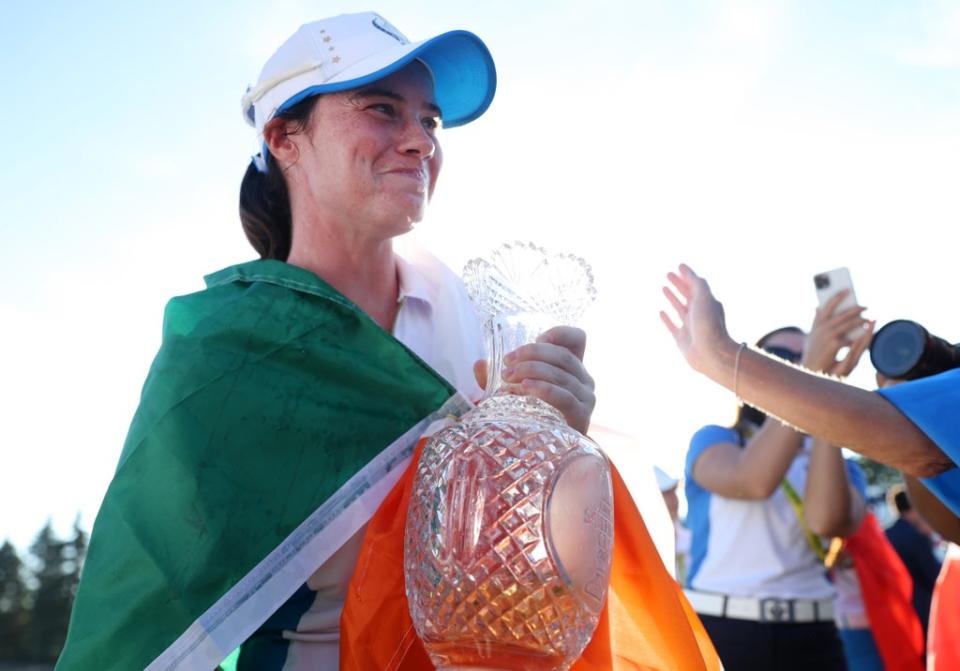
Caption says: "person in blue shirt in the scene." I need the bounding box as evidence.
[661,265,960,543]
[683,312,869,670]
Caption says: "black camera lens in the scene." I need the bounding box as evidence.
[870,319,960,381]
[814,274,830,290]
[870,320,927,379]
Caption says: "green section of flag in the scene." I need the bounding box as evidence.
[57,260,455,671]
[218,648,240,671]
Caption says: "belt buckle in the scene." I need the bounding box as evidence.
[759,597,792,623]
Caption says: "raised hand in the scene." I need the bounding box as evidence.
[801,289,875,377]
[659,264,737,375]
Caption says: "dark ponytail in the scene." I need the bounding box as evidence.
[238,95,320,260]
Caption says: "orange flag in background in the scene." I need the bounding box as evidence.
[928,545,960,671]
[844,513,924,671]
[340,440,721,671]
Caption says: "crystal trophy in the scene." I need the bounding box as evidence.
[404,242,614,671]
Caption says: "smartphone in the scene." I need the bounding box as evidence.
[813,267,864,340]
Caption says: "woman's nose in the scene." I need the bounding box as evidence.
[398,118,436,159]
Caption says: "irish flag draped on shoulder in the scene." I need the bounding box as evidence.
[57,259,471,671]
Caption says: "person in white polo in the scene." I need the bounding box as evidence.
[683,317,870,670]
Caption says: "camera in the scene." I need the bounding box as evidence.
[869,320,960,381]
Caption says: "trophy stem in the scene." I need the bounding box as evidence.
[482,311,557,400]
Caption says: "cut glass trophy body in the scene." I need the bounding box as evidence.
[404,242,614,671]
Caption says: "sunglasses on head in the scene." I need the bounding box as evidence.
[763,345,802,363]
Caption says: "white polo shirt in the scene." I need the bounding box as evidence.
[684,425,865,601]
[392,245,485,401]
[274,245,485,671]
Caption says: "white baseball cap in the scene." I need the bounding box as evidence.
[242,12,496,135]
[654,466,679,492]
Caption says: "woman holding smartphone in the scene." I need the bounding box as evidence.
[660,264,960,527]
[681,294,871,670]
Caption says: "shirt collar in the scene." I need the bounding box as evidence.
[395,253,438,308]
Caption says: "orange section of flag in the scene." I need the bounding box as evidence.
[844,513,924,671]
[928,548,960,671]
[340,439,721,670]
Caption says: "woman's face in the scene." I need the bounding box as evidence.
[284,61,443,240]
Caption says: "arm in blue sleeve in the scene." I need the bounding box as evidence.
[879,369,960,517]
[685,425,740,486]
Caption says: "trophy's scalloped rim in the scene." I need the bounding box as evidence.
[461,241,597,325]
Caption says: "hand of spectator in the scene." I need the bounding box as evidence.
[660,264,738,376]
[473,326,596,434]
[801,289,874,377]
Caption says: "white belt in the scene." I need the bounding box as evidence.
[684,589,834,624]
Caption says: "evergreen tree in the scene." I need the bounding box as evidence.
[64,516,88,600]
[27,521,73,662]
[0,540,29,660]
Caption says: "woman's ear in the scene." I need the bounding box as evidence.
[262,117,299,167]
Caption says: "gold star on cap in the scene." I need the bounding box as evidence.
[323,36,331,43]
[332,56,341,64]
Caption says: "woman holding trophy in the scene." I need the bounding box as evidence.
[227,12,598,669]
[58,12,718,671]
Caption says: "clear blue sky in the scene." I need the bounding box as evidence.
[2,0,959,550]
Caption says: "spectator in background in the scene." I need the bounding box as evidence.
[656,466,680,522]
[660,265,960,537]
[682,316,868,670]
[885,483,943,636]
[831,550,881,670]
[656,466,691,582]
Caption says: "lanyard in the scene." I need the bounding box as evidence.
[737,424,844,570]
[780,478,844,570]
